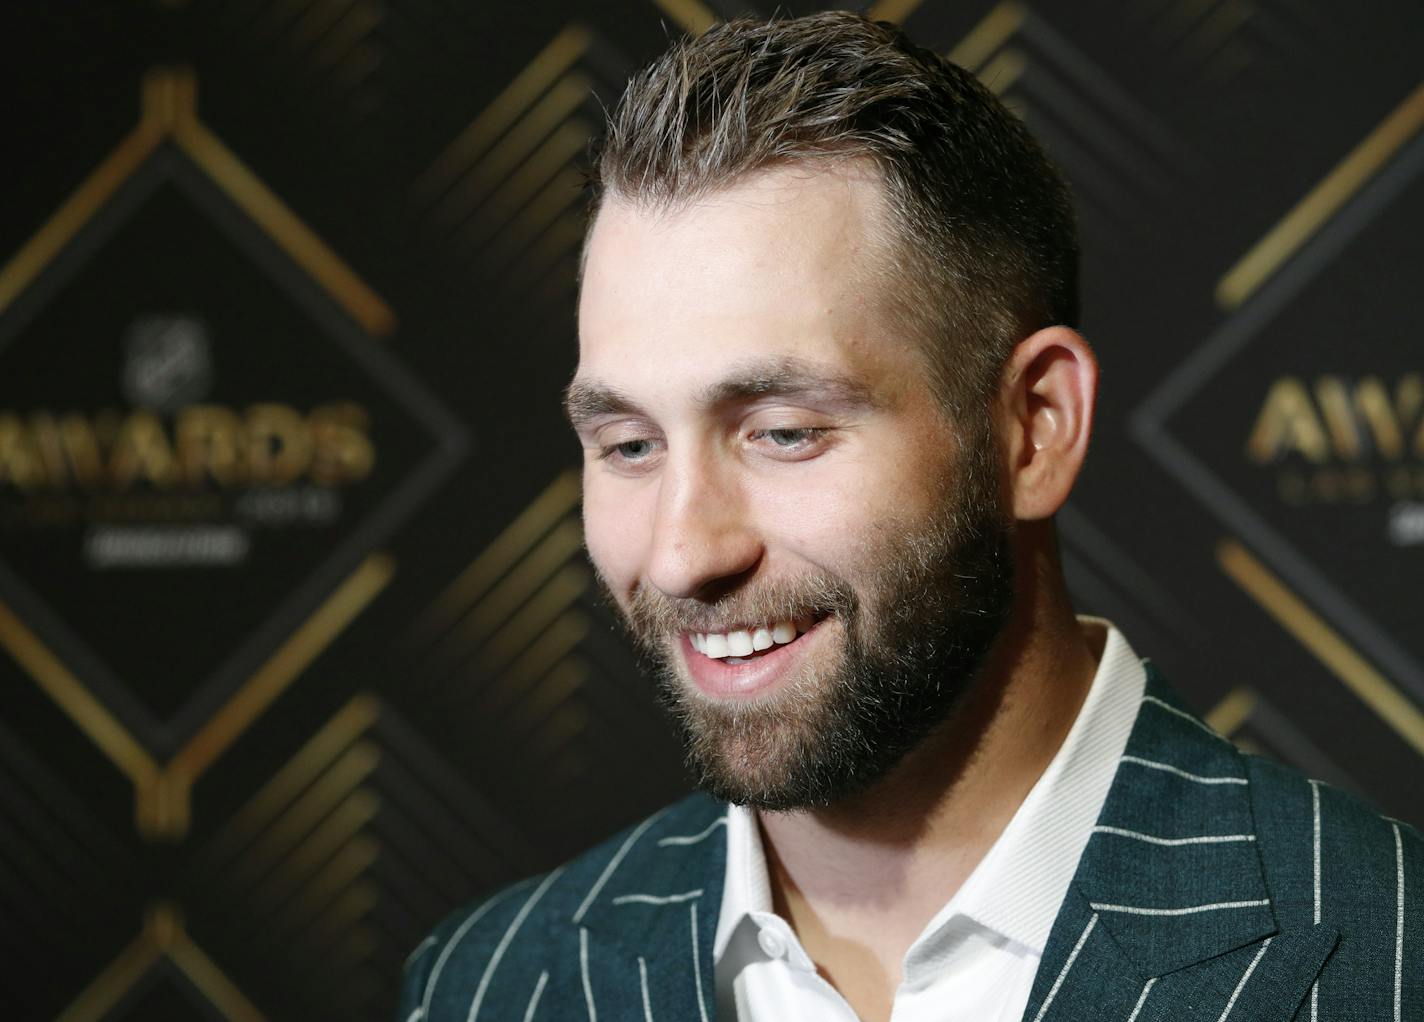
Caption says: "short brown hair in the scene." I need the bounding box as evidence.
[587,11,1078,418]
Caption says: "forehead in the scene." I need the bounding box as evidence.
[576,162,917,405]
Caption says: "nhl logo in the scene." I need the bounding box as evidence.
[121,314,214,413]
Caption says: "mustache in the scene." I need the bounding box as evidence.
[625,573,858,636]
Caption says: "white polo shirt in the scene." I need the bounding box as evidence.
[713,618,1147,1021]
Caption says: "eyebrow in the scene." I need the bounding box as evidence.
[562,356,880,429]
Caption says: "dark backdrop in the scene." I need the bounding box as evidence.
[0,1,1420,1019]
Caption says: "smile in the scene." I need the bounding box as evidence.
[680,614,834,698]
[689,617,818,662]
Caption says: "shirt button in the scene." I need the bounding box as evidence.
[757,928,787,959]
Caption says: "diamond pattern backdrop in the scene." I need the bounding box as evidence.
[0,2,1419,1019]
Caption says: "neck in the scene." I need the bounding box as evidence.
[755,531,1100,988]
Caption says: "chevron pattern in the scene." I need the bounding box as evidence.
[0,3,1419,1020]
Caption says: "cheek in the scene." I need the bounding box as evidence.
[760,447,949,565]
[581,478,647,593]
[747,470,898,572]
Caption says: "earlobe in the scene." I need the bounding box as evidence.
[1002,326,1098,521]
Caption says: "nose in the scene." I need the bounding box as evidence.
[645,451,762,601]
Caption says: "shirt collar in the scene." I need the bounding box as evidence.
[713,616,1146,963]
[936,616,1145,954]
[714,792,771,960]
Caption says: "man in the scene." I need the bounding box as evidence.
[401,12,1420,1021]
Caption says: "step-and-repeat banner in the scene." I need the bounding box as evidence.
[1,2,1419,1019]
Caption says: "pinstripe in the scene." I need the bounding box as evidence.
[469,867,565,1021]
[580,926,596,1022]
[405,934,438,971]
[1089,899,1269,916]
[1311,779,1321,1022]
[1120,755,1247,785]
[1311,781,1322,924]
[423,882,528,1020]
[638,956,654,1022]
[573,808,670,924]
[1143,695,1229,741]
[400,672,1417,1019]
[1394,822,1404,1022]
[612,889,704,906]
[1215,938,1271,1022]
[522,971,548,1022]
[691,900,709,1022]
[1126,977,1156,1022]
[1093,825,1255,846]
[1031,913,1097,1022]
[657,817,726,846]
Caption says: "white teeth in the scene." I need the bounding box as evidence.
[691,617,817,660]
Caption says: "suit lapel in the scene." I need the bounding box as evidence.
[1072,665,1276,975]
[1024,664,1337,1022]
[574,794,725,1020]
[574,666,1342,1022]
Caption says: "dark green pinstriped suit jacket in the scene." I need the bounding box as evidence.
[400,664,1423,1021]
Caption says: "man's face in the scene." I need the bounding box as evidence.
[570,164,1014,809]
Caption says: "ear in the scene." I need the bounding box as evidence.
[996,326,1098,521]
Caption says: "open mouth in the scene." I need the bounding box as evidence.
[687,613,828,664]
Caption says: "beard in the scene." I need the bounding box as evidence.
[612,431,1016,811]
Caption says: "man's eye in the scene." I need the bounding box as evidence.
[599,439,658,462]
[750,427,828,450]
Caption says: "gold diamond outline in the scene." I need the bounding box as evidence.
[1216,80,1424,310]
[56,903,265,1022]
[1218,538,1424,758]
[0,553,393,840]
[0,67,395,336]
[0,67,417,839]
[1134,78,1424,753]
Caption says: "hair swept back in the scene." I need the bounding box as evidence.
[586,10,1079,418]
